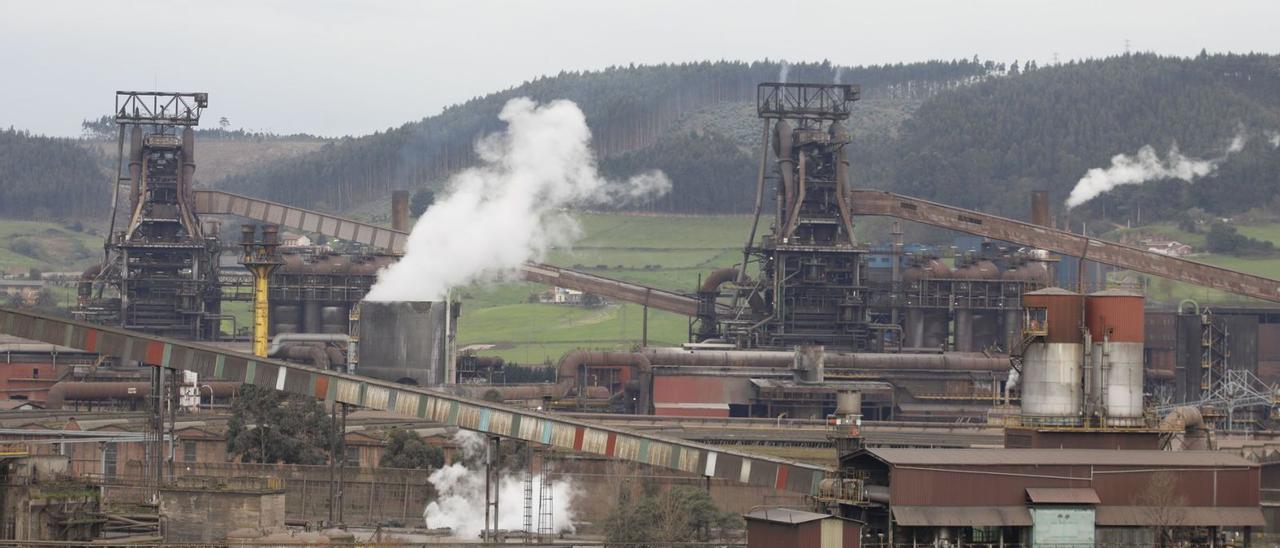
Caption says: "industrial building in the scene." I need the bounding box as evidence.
[0,82,1275,543]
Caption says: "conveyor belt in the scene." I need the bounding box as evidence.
[192,190,716,316]
[849,189,1280,303]
[0,306,829,494]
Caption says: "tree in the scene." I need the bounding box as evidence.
[410,189,436,217]
[604,486,741,547]
[1135,471,1187,546]
[379,428,444,469]
[1206,223,1275,256]
[226,385,336,464]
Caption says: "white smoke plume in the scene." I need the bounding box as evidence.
[1267,130,1280,148]
[423,431,579,539]
[1065,135,1247,209]
[833,66,846,84]
[365,98,671,301]
[778,60,790,83]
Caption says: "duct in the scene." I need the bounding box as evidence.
[449,351,652,411]
[829,122,856,243]
[272,344,331,371]
[128,125,142,211]
[773,120,796,225]
[266,333,349,357]
[642,347,1011,372]
[1160,406,1211,450]
[865,484,891,504]
[47,381,241,409]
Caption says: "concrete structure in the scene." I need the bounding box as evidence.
[744,507,861,548]
[159,475,285,544]
[0,455,100,542]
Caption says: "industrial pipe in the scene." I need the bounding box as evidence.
[47,381,241,409]
[266,333,349,357]
[773,120,795,227]
[1160,406,1211,450]
[127,125,143,212]
[641,347,1011,372]
[449,350,653,412]
[271,344,331,371]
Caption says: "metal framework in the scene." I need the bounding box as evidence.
[757,83,860,121]
[114,91,207,125]
[0,305,831,494]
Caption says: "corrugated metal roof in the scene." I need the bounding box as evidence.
[0,334,89,354]
[1025,487,1101,504]
[892,506,1032,526]
[867,448,1256,467]
[743,507,833,525]
[1095,506,1264,527]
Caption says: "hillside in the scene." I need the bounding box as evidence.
[213,59,991,213]
[876,53,1280,223]
[0,129,108,219]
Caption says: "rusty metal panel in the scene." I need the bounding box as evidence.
[488,411,514,437]
[517,415,540,442]
[580,429,608,454]
[1086,290,1144,342]
[613,435,640,461]
[547,423,575,449]
[456,404,482,430]
[1260,325,1280,360]
[394,391,420,417]
[1022,288,1084,343]
[849,190,1280,303]
[334,379,361,404]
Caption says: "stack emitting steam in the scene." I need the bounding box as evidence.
[1065,134,1247,209]
[423,432,579,539]
[365,98,671,302]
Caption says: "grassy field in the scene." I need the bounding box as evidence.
[0,220,103,274]
[454,212,752,364]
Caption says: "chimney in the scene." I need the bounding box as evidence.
[391,190,410,231]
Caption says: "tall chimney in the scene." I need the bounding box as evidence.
[391,190,410,231]
[1031,190,1050,227]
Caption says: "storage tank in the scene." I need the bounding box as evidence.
[271,304,302,334]
[1087,289,1145,426]
[356,301,450,386]
[1019,288,1084,425]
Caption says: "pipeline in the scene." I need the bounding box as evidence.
[270,344,331,371]
[449,350,652,412]
[1160,406,1212,450]
[47,381,241,409]
[266,333,349,357]
[773,120,796,228]
[642,347,1011,372]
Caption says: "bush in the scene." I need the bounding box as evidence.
[1206,223,1275,256]
[379,429,445,470]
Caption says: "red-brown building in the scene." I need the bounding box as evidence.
[745,507,861,548]
[0,335,99,404]
[840,447,1263,546]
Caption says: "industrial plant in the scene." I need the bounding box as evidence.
[2,82,1279,546]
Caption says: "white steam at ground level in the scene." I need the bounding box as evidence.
[1065,134,1247,209]
[365,97,670,302]
[423,432,579,540]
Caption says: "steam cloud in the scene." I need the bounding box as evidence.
[423,431,579,539]
[1064,135,1247,209]
[778,60,790,83]
[1267,131,1280,148]
[366,98,670,301]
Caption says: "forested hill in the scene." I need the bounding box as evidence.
[866,53,1280,223]
[216,60,992,212]
[0,129,107,218]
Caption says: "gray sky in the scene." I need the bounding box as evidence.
[3,0,1278,137]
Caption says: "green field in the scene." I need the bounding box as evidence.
[455,212,752,364]
[0,220,103,274]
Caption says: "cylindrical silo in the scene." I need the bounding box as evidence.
[1019,288,1085,425]
[271,304,302,335]
[1087,289,1145,426]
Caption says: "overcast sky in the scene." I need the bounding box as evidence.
[3,0,1278,138]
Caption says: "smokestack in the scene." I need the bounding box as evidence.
[391,190,410,231]
[1031,190,1050,227]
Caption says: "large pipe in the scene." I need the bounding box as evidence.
[1160,406,1210,450]
[47,381,241,409]
[829,122,856,243]
[127,126,143,212]
[773,120,795,228]
[271,343,331,371]
[450,350,653,412]
[642,347,1011,372]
